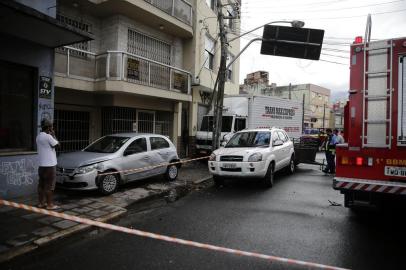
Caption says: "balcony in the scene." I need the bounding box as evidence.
[54,46,191,100]
[144,0,193,26]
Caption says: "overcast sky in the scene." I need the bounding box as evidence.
[238,0,406,100]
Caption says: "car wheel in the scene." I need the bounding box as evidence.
[263,162,274,188]
[98,173,119,195]
[213,175,224,187]
[165,164,178,181]
[287,156,295,174]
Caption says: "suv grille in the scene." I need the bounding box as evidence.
[57,167,75,174]
[220,156,243,162]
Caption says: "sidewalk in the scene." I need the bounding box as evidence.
[0,161,212,263]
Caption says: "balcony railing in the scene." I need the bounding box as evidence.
[144,0,193,26]
[54,46,191,95]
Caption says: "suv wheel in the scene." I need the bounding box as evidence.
[98,173,119,195]
[287,156,295,174]
[263,163,274,188]
[165,164,178,181]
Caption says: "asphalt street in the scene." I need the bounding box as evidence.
[2,164,406,270]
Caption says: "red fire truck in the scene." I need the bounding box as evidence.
[334,36,406,208]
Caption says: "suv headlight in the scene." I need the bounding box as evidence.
[248,153,262,162]
[75,163,101,174]
[209,153,216,161]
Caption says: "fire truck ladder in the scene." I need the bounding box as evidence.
[362,39,394,149]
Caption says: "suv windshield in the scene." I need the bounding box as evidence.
[84,136,130,153]
[200,116,233,132]
[225,131,271,148]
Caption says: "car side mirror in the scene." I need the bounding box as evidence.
[220,141,227,147]
[273,140,283,147]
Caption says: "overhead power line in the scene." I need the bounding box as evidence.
[241,0,404,13]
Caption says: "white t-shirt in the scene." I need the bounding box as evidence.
[36,132,59,167]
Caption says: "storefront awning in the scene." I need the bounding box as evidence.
[0,1,93,48]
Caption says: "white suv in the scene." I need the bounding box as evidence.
[208,128,295,187]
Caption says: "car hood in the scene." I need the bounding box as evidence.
[57,151,117,168]
[214,147,266,157]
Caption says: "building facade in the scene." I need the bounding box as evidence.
[0,0,91,199]
[53,0,240,158]
[274,84,331,129]
[187,0,241,153]
[53,0,194,158]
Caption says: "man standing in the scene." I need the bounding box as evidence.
[322,128,337,174]
[36,119,59,209]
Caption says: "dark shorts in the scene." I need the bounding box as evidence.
[38,166,56,192]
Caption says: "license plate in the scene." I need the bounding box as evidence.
[222,163,237,169]
[56,175,68,183]
[384,166,406,178]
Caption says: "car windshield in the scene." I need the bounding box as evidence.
[225,131,270,148]
[84,136,130,153]
[200,116,233,132]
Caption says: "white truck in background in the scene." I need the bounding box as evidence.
[195,95,303,155]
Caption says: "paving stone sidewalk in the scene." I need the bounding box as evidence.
[0,161,212,263]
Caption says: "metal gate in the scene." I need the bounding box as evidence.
[101,107,137,136]
[137,110,155,133]
[54,109,90,153]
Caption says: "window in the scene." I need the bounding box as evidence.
[226,132,270,148]
[234,118,246,132]
[0,61,35,152]
[226,53,234,81]
[226,9,235,32]
[206,0,216,10]
[125,138,147,155]
[127,29,171,65]
[200,116,233,132]
[204,36,215,70]
[84,136,130,153]
[150,137,170,150]
[277,131,288,142]
[56,13,91,57]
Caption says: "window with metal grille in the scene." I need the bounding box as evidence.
[56,13,91,58]
[101,107,137,136]
[127,29,171,88]
[127,29,171,65]
[54,110,90,153]
[204,35,215,70]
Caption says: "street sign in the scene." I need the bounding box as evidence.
[260,25,324,60]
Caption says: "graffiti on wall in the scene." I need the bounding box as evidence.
[0,155,38,198]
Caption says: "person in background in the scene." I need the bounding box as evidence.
[322,128,337,174]
[36,119,59,209]
[334,129,345,144]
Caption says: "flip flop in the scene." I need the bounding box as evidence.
[46,205,61,210]
[36,204,46,208]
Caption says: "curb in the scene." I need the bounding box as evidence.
[0,209,126,263]
[0,176,213,264]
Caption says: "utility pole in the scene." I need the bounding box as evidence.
[212,0,228,150]
[288,83,292,100]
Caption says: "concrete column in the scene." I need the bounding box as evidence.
[173,102,182,153]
